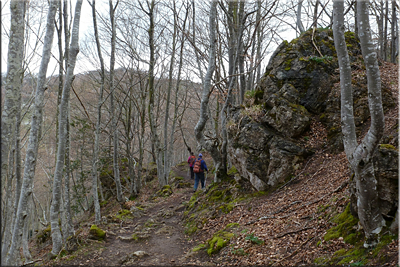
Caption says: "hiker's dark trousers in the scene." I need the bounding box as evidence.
[194,172,205,191]
[190,167,194,179]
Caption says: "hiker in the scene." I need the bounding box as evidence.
[193,153,208,192]
[187,152,196,179]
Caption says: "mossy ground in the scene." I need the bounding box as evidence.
[317,203,398,265]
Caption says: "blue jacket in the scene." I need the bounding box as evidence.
[197,158,208,172]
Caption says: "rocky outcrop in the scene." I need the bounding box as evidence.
[227,28,396,191]
[228,111,312,191]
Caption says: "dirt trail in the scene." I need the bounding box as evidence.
[58,163,213,266]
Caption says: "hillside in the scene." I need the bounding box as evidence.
[27,61,398,266]
[23,26,399,267]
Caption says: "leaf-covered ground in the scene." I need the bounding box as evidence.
[28,62,398,266]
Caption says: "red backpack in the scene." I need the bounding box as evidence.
[189,155,196,166]
[193,159,203,173]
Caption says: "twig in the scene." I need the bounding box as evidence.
[275,227,313,238]
[22,259,42,266]
[311,27,323,57]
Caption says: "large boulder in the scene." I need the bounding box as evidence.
[228,109,312,191]
[227,28,396,191]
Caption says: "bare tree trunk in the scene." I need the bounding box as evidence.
[194,1,221,182]
[192,0,204,84]
[333,0,385,248]
[312,0,319,28]
[163,1,178,185]
[50,0,83,256]
[144,0,167,187]
[1,1,26,261]
[5,1,58,265]
[62,0,74,239]
[297,0,305,34]
[109,0,123,202]
[391,0,397,63]
[168,4,189,172]
[384,0,389,61]
[91,0,104,224]
[22,203,32,263]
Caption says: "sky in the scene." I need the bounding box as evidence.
[1,0,346,81]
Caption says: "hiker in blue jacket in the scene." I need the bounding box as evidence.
[193,153,208,192]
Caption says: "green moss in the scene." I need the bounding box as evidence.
[192,243,206,252]
[284,58,294,71]
[156,185,173,197]
[371,233,397,258]
[227,166,238,176]
[99,200,108,207]
[36,225,52,243]
[225,223,240,229]
[89,225,106,240]
[218,202,235,214]
[115,209,133,220]
[324,204,360,244]
[379,144,397,150]
[207,231,234,255]
[131,233,139,241]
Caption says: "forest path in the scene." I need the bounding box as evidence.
[61,162,214,266]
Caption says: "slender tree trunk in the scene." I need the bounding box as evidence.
[192,0,204,84]
[22,204,32,263]
[384,0,389,61]
[378,1,384,58]
[163,1,178,185]
[145,0,166,187]
[109,0,123,202]
[1,1,26,261]
[255,0,262,85]
[168,5,189,172]
[62,0,74,239]
[194,1,221,182]
[312,0,319,28]
[391,0,397,63]
[297,0,305,34]
[5,1,58,265]
[50,0,83,256]
[333,0,385,248]
[91,0,104,224]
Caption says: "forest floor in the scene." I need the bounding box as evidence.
[28,62,398,266]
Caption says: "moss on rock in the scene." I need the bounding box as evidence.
[324,203,360,244]
[207,231,235,255]
[89,225,106,240]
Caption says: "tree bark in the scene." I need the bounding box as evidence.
[91,0,104,224]
[163,1,178,185]
[194,1,221,182]
[297,0,305,34]
[50,0,83,256]
[109,0,124,202]
[390,0,397,63]
[5,1,58,265]
[1,1,26,261]
[333,0,385,248]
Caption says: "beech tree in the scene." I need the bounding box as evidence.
[90,0,104,224]
[1,1,27,263]
[194,1,219,181]
[50,0,83,256]
[5,1,58,265]
[333,0,385,248]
